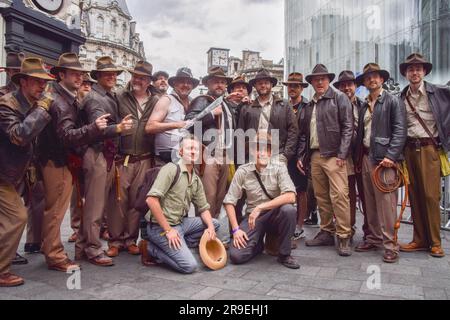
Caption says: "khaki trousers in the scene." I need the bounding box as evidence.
[361,155,399,252]
[69,179,84,234]
[41,161,73,265]
[405,145,442,248]
[0,181,28,274]
[201,157,229,219]
[76,148,115,259]
[108,159,152,248]
[311,152,351,238]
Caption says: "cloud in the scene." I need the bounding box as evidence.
[127,0,284,79]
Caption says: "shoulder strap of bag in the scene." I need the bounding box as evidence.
[169,165,181,191]
[405,96,440,148]
[253,170,274,200]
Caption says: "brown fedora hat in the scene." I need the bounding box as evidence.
[11,57,55,85]
[202,66,232,86]
[168,67,200,88]
[305,64,336,84]
[400,53,433,77]
[128,60,153,78]
[356,63,390,87]
[90,56,123,80]
[333,70,358,88]
[50,53,88,76]
[282,72,309,88]
[1,52,25,70]
[249,68,278,87]
[227,74,252,94]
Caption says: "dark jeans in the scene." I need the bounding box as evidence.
[229,204,296,265]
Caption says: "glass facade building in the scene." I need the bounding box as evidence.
[285,0,450,87]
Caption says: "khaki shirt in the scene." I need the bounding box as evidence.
[224,161,296,215]
[405,82,438,138]
[363,90,384,148]
[309,95,320,150]
[146,161,210,226]
[258,95,273,131]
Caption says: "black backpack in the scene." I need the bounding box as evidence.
[135,164,181,215]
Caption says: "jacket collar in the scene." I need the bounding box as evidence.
[251,94,282,108]
[53,82,77,105]
[92,83,114,98]
[401,81,435,97]
[14,89,32,112]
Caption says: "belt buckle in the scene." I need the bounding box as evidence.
[415,139,421,152]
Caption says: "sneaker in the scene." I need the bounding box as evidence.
[292,227,305,241]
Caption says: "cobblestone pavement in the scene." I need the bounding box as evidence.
[1,212,449,300]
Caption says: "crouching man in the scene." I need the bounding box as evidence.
[144,135,220,274]
[224,131,300,269]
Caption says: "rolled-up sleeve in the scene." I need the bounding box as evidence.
[223,168,245,206]
[192,179,210,213]
[277,165,297,195]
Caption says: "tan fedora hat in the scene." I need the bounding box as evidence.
[11,57,55,85]
[90,56,123,80]
[199,233,227,271]
[355,63,390,87]
[128,60,153,78]
[227,74,252,94]
[282,72,309,88]
[1,52,25,70]
[400,53,433,77]
[50,53,88,76]
[202,66,232,86]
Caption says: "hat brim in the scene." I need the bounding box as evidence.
[168,76,200,89]
[91,69,124,80]
[282,81,309,88]
[355,70,390,87]
[305,73,336,84]
[199,234,227,271]
[153,72,169,80]
[249,77,278,88]
[333,79,357,89]
[202,75,233,86]
[227,81,253,94]
[50,66,89,76]
[12,72,55,85]
[128,69,153,79]
[400,62,433,77]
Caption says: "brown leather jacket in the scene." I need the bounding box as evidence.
[297,87,353,167]
[400,81,450,153]
[37,82,102,167]
[0,81,17,97]
[0,90,51,186]
[238,95,298,161]
[116,82,159,156]
[80,83,121,153]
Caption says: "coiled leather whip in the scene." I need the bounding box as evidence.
[372,164,409,245]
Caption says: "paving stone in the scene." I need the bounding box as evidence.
[360,282,424,300]
[423,287,448,300]
[360,263,422,276]
[190,287,223,300]
[212,289,278,300]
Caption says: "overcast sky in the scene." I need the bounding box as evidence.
[127,0,284,79]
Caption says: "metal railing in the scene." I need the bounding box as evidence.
[399,175,450,232]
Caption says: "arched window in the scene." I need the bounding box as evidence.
[111,19,118,41]
[122,23,128,44]
[122,55,127,66]
[96,16,104,38]
[79,45,87,58]
[111,51,118,63]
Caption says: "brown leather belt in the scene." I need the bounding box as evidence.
[406,138,438,149]
[115,153,154,166]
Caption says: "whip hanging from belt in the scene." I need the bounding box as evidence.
[372,163,409,245]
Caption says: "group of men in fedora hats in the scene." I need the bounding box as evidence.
[0,47,449,285]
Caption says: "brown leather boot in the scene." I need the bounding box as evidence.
[139,240,157,267]
[338,237,352,257]
[305,230,335,247]
[0,273,24,287]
